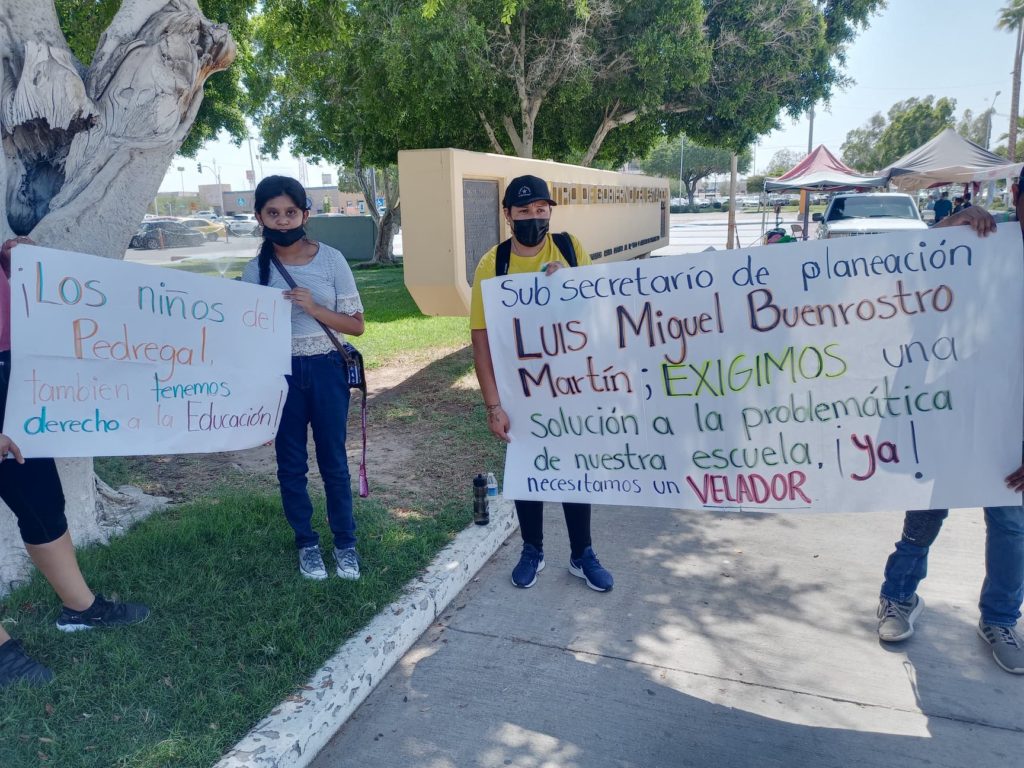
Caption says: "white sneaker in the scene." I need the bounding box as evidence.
[298,546,328,580]
[335,547,361,580]
[876,595,923,642]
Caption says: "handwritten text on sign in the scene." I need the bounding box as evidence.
[7,247,290,457]
[483,228,1024,512]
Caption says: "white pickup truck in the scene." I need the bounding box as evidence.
[813,192,928,239]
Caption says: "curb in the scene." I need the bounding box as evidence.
[216,499,518,768]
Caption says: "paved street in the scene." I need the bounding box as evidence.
[309,505,1022,768]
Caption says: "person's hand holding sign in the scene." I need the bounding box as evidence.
[935,205,996,236]
[0,433,25,464]
[283,286,318,314]
[1,236,34,277]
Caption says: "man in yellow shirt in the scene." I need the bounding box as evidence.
[470,175,613,592]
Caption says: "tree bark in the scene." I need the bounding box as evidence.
[0,1,234,554]
[479,112,505,154]
[353,149,398,265]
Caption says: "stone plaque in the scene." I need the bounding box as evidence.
[463,179,500,285]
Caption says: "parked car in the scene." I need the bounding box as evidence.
[181,217,227,241]
[226,214,261,237]
[129,220,206,249]
[813,192,928,239]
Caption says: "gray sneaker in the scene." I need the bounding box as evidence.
[298,545,328,580]
[877,595,923,642]
[977,622,1024,674]
[335,547,361,580]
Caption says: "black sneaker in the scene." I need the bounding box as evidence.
[55,594,150,633]
[0,639,54,687]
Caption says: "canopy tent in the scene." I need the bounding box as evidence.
[764,145,888,191]
[882,128,1023,190]
[762,145,886,241]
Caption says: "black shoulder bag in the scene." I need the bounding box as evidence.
[270,254,369,497]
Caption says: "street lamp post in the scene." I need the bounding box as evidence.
[197,159,229,242]
[176,165,185,215]
[985,90,1002,207]
[986,90,1002,149]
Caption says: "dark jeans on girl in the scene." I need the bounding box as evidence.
[276,351,356,551]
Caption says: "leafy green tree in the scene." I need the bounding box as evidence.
[639,136,750,205]
[765,149,803,177]
[248,1,493,263]
[840,113,885,172]
[54,0,253,156]
[745,175,767,194]
[998,0,1024,160]
[418,0,883,165]
[957,109,992,147]
[841,96,957,171]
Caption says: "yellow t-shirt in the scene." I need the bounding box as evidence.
[470,233,590,330]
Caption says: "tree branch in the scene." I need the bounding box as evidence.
[479,111,505,154]
[502,114,525,156]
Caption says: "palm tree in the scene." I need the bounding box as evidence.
[998,0,1024,161]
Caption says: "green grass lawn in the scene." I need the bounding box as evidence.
[167,260,468,369]
[0,265,488,767]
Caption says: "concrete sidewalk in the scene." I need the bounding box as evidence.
[310,505,1023,768]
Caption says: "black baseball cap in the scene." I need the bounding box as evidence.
[503,175,556,208]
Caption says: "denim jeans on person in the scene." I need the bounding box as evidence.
[880,505,1024,627]
[275,351,355,551]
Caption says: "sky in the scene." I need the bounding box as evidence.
[158,0,1020,194]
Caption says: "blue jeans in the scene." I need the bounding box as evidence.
[880,506,1024,627]
[275,352,356,551]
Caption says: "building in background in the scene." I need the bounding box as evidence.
[222,185,367,216]
[199,183,232,214]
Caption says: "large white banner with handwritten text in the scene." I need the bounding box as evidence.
[6,246,290,457]
[483,228,1024,512]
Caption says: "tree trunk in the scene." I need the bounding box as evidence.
[726,153,738,249]
[0,1,233,565]
[352,153,398,265]
[1011,23,1023,162]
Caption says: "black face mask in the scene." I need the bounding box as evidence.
[263,226,306,247]
[512,218,549,247]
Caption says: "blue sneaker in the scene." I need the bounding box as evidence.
[569,547,613,592]
[511,543,544,588]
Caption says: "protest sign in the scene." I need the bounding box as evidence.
[483,228,1024,512]
[6,246,290,457]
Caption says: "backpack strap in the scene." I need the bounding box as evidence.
[495,238,512,277]
[495,232,576,275]
[551,232,577,267]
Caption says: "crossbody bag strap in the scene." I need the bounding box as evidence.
[270,255,354,365]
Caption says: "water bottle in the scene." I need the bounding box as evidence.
[486,472,498,499]
[473,474,489,526]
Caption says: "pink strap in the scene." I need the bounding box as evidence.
[358,393,369,498]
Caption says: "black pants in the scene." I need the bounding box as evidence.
[514,499,592,559]
[0,350,67,545]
